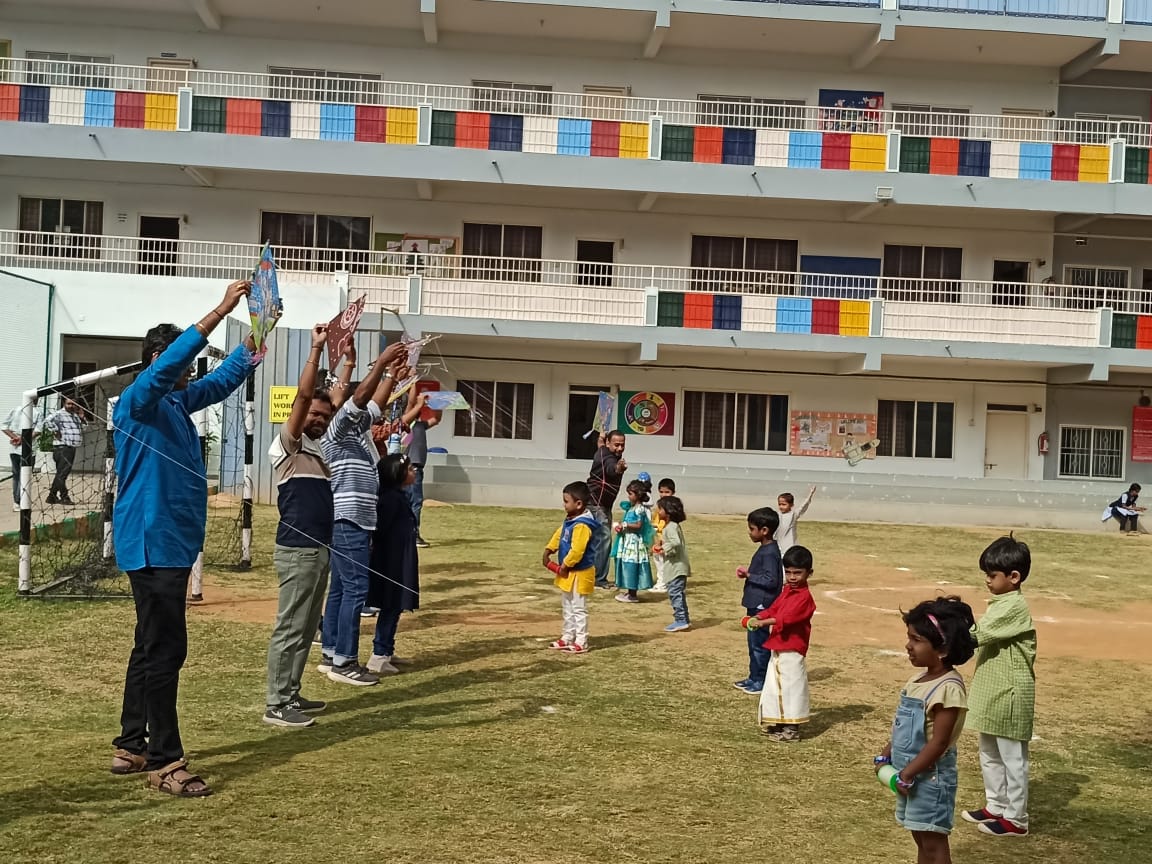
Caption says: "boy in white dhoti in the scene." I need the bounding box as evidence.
[744,545,817,742]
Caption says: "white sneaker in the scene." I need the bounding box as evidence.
[366,653,399,675]
[647,585,668,594]
[11,503,20,512]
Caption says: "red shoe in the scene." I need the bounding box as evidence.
[978,817,1028,837]
[565,643,589,654]
[961,808,1000,824]
[548,640,570,650]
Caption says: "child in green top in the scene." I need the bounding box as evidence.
[653,495,690,633]
[961,534,1037,839]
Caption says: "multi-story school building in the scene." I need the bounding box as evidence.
[2,0,1152,523]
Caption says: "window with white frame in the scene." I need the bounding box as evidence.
[696,94,806,129]
[1058,425,1124,479]
[268,66,382,104]
[582,85,631,120]
[18,197,103,258]
[999,108,1051,142]
[454,381,534,439]
[891,103,970,138]
[472,80,553,116]
[877,399,954,459]
[25,50,113,88]
[1061,265,1129,310]
[681,391,789,452]
[259,211,371,272]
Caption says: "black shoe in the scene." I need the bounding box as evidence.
[45,496,58,505]
[60,497,75,506]
[287,695,327,713]
[263,705,315,728]
[327,662,379,686]
[415,537,431,549]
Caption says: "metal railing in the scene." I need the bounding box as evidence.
[2,230,1150,315]
[898,0,1107,19]
[0,57,1145,146]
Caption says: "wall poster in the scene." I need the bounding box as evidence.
[1132,405,1152,462]
[618,391,675,436]
[790,410,878,459]
[818,89,884,133]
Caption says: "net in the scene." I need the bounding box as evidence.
[16,354,247,599]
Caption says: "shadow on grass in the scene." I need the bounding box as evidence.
[418,562,501,577]
[805,703,875,739]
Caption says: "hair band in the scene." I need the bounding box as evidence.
[926,613,946,643]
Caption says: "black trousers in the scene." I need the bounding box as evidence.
[49,445,75,499]
[1113,508,1139,532]
[113,567,191,769]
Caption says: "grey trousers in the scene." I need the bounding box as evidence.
[266,545,330,708]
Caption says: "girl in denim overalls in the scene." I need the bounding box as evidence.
[875,597,977,864]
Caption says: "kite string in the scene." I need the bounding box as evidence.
[80,402,419,596]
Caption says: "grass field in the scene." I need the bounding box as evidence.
[1,504,1151,864]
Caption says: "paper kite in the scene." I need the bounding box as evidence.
[326,294,366,370]
[423,391,470,411]
[248,242,282,358]
[586,391,615,438]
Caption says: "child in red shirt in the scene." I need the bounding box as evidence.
[743,545,816,742]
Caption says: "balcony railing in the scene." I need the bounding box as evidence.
[2,230,1149,351]
[897,0,1107,19]
[0,57,1145,148]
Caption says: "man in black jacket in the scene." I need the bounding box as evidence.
[586,430,627,589]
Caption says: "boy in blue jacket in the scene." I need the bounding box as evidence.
[733,506,783,695]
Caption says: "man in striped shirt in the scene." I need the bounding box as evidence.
[45,396,85,505]
[318,340,406,686]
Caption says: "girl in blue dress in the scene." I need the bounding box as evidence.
[613,479,654,603]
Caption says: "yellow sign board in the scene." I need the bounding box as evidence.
[268,386,298,424]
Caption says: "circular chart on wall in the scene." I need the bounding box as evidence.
[623,391,671,435]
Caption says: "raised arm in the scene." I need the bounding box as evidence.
[797,485,817,518]
[284,324,327,441]
[128,280,250,419]
[329,341,357,410]
[350,342,404,410]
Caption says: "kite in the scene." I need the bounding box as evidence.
[584,391,616,439]
[248,242,282,360]
[422,391,470,411]
[326,294,366,370]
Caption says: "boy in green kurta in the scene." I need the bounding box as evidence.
[961,535,1037,839]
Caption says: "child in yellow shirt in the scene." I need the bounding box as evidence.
[542,481,600,655]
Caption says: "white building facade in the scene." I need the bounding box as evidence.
[2,0,1152,522]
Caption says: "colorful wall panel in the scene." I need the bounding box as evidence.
[114,91,144,128]
[226,98,263,136]
[84,89,115,127]
[21,85,50,123]
[386,107,419,144]
[658,292,868,336]
[48,87,84,125]
[144,93,178,130]
[0,84,19,121]
[319,103,355,141]
[1111,313,1152,349]
[354,104,386,142]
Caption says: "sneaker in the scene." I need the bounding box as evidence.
[366,654,399,675]
[664,621,691,633]
[60,497,75,506]
[615,593,639,604]
[978,818,1028,837]
[565,643,589,654]
[732,679,753,691]
[316,654,334,674]
[768,725,801,742]
[962,808,1001,824]
[415,537,431,549]
[548,639,571,650]
[327,662,379,686]
[263,705,315,728]
[188,594,203,603]
[11,503,20,512]
[759,724,781,736]
[287,695,327,714]
[45,496,58,505]
[742,683,763,695]
[647,585,668,594]
[360,607,379,618]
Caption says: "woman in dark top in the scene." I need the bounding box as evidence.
[366,454,420,675]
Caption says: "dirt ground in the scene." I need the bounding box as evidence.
[191,552,1152,664]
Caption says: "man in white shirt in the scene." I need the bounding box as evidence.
[3,405,23,512]
[44,397,85,505]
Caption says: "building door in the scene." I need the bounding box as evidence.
[576,240,614,287]
[984,410,1029,479]
[567,386,607,460]
[138,215,180,276]
[992,260,1030,307]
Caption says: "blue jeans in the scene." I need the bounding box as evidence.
[405,465,425,535]
[321,520,371,665]
[591,505,612,587]
[746,607,771,689]
[372,607,402,657]
[667,575,689,624]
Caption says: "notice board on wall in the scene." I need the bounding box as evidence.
[1133,406,1152,462]
[790,410,878,458]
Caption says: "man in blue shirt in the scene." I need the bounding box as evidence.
[110,279,257,798]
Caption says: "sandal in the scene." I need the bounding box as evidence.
[148,759,213,798]
[110,748,147,775]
